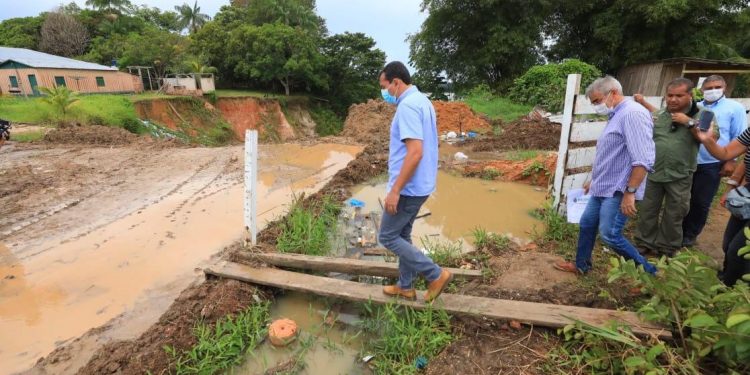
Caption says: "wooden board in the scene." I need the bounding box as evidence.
[574,95,663,115]
[570,121,607,143]
[552,74,582,210]
[561,172,591,195]
[238,252,483,280]
[565,146,597,170]
[205,262,671,339]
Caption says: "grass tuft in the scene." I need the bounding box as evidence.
[360,302,453,375]
[420,236,464,267]
[165,302,271,375]
[10,130,46,142]
[277,195,340,256]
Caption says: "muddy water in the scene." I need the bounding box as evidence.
[0,143,361,374]
[235,292,367,375]
[350,170,546,249]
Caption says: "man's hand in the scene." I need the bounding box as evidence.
[692,124,714,144]
[671,112,691,125]
[633,93,645,104]
[621,192,637,217]
[583,181,591,195]
[720,188,734,207]
[384,190,400,215]
[721,160,737,177]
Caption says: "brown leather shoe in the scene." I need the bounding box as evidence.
[425,270,453,302]
[383,285,417,300]
[553,261,584,275]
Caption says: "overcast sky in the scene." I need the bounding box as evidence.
[0,0,427,69]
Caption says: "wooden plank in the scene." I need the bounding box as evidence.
[238,252,483,280]
[552,74,582,211]
[205,262,670,339]
[570,121,607,143]
[575,95,663,115]
[561,172,591,196]
[566,146,597,169]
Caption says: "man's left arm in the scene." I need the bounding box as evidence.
[621,112,655,217]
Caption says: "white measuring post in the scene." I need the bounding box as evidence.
[244,130,258,246]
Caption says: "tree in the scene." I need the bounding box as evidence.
[0,16,44,49]
[230,23,325,95]
[39,12,90,57]
[40,86,79,120]
[85,0,131,13]
[118,26,190,77]
[132,6,182,33]
[544,0,750,73]
[319,32,386,113]
[175,1,210,34]
[409,0,552,92]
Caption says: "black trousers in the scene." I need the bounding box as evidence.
[721,213,750,286]
[683,162,722,241]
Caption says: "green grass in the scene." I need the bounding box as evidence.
[505,150,542,161]
[276,196,341,256]
[10,130,46,142]
[214,89,307,101]
[360,302,453,375]
[165,302,271,375]
[472,227,511,251]
[420,237,464,267]
[463,95,532,122]
[0,95,140,127]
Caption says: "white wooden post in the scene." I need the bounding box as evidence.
[244,130,258,246]
[552,74,582,212]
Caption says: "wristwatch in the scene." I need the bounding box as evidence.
[625,186,638,194]
[686,119,696,129]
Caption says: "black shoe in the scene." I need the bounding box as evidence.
[682,237,696,247]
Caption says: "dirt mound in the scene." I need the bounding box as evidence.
[43,125,138,146]
[68,278,268,375]
[461,153,557,186]
[341,99,395,144]
[469,118,561,152]
[433,101,492,134]
[215,97,296,142]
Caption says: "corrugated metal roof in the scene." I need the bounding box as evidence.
[0,47,116,71]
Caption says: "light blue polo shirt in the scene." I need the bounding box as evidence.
[387,86,438,197]
[697,96,747,164]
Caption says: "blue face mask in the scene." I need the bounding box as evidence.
[381,88,397,105]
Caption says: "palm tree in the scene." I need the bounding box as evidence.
[39,86,79,120]
[175,1,210,34]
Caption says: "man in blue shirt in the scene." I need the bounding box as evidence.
[682,75,748,247]
[377,61,452,302]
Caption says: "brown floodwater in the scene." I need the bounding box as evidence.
[0,143,361,374]
[235,291,368,374]
[349,170,547,250]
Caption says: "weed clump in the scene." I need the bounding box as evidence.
[360,302,453,375]
[277,195,340,256]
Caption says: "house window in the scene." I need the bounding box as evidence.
[54,76,66,87]
[96,76,105,87]
[9,76,18,88]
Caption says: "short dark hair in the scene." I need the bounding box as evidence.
[703,74,726,87]
[381,61,412,84]
[666,77,694,93]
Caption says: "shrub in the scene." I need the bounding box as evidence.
[122,118,146,134]
[310,106,344,136]
[509,59,601,112]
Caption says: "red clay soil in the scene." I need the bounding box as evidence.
[341,99,493,144]
[461,153,557,186]
[214,97,296,141]
[341,99,395,144]
[433,101,492,134]
[469,118,562,152]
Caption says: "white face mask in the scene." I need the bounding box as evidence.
[593,92,613,115]
[703,88,724,103]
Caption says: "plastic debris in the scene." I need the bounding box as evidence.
[446,131,458,139]
[454,152,469,161]
[415,356,428,369]
[348,198,366,208]
[362,355,375,363]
